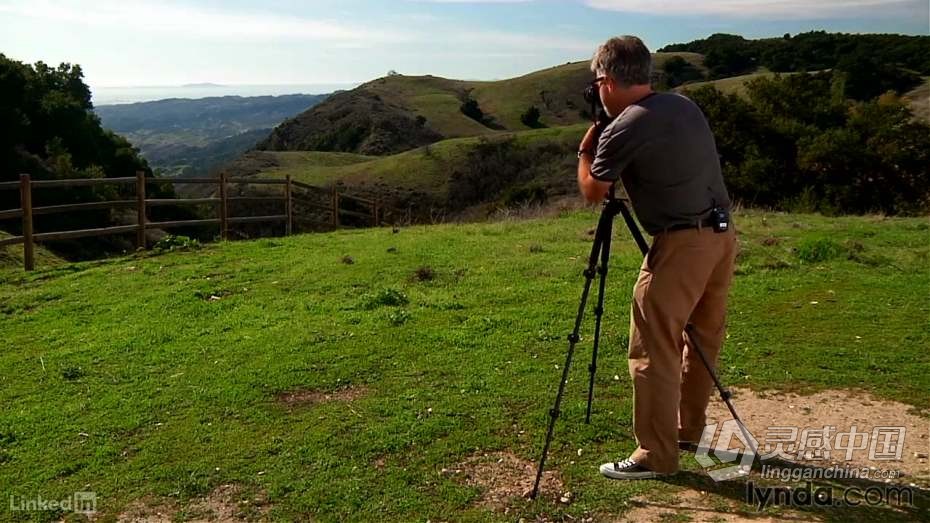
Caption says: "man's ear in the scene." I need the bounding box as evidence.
[605,76,617,94]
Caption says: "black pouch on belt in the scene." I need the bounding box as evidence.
[711,206,730,233]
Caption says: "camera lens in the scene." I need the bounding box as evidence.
[583,85,597,105]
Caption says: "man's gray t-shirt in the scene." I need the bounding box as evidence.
[590,92,730,236]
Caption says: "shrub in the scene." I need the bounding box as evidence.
[796,237,845,263]
[503,184,547,207]
[388,309,411,326]
[153,235,200,253]
[363,288,409,309]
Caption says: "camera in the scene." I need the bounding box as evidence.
[583,82,612,130]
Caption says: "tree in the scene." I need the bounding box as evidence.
[684,70,930,214]
[0,53,180,257]
[520,105,542,128]
[460,98,483,122]
[661,56,705,87]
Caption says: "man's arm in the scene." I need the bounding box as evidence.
[577,124,614,203]
[577,151,613,203]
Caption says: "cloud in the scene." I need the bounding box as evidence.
[446,30,595,51]
[0,0,595,52]
[583,0,925,19]
[0,0,410,44]
[412,0,534,3]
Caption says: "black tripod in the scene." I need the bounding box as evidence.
[530,195,756,499]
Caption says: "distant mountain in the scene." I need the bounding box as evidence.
[96,93,328,176]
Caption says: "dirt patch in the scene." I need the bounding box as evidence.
[611,387,930,522]
[444,451,565,509]
[615,489,817,522]
[275,385,368,408]
[705,388,930,482]
[116,484,270,522]
[116,495,175,523]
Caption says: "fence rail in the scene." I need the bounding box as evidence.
[0,172,394,271]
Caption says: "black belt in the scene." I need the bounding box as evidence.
[664,217,717,233]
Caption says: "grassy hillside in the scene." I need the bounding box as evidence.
[231,124,586,213]
[675,71,776,96]
[470,53,705,130]
[257,53,703,155]
[0,211,927,521]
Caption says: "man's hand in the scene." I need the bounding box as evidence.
[579,124,599,155]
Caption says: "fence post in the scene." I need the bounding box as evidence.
[285,175,293,236]
[19,174,34,271]
[219,172,229,240]
[332,187,340,227]
[135,171,146,250]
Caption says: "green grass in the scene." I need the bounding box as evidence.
[259,151,377,185]
[1,210,928,521]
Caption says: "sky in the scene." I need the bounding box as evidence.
[1,0,927,89]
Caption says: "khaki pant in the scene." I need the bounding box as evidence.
[627,225,737,473]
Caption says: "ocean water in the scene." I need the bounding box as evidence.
[91,83,360,105]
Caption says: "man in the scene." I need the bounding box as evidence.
[576,36,738,480]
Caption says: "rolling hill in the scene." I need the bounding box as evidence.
[674,70,783,97]
[256,52,705,156]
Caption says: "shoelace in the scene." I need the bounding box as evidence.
[613,458,638,471]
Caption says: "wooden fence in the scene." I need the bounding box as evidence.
[0,172,393,271]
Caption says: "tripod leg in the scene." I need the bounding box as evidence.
[617,202,649,256]
[585,212,614,424]
[685,325,759,457]
[531,211,609,499]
